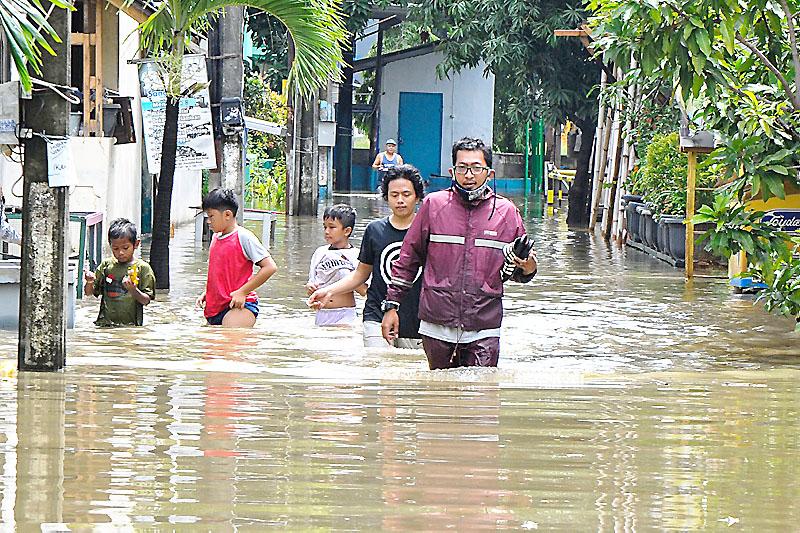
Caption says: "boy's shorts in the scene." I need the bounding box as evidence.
[206,301,259,325]
[363,320,423,350]
[315,307,357,326]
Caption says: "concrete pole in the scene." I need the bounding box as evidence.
[208,7,245,222]
[298,95,319,215]
[333,34,355,191]
[288,94,319,215]
[18,6,70,371]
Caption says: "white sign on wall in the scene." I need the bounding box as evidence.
[46,139,77,187]
[138,54,216,173]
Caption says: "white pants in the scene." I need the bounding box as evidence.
[315,307,357,326]
[363,320,423,350]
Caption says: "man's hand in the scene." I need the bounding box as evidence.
[514,249,538,275]
[229,289,247,309]
[195,292,206,309]
[381,309,399,343]
[307,288,332,310]
[305,282,318,296]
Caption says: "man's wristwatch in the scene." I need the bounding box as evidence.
[381,300,400,313]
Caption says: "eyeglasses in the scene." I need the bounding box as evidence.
[453,165,490,176]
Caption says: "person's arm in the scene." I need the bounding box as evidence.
[308,262,372,308]
[355,282,368,297]
[382,200,431,341]
[83,271,96,297]
[123,262,156,305]
[123,279,152,305]
[396,154,404,165]
[372,153,383,169]
[229,230,278,308]
[84,262,104,298]
[386,199,430,305]
[230,255,278,308]
[511,209,537,282]
[306,247,321,295]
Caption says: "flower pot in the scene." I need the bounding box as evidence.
[636,205,649,247]
[645,214,658,249]
[662,219,716,262]
[626,201,645,242]
[656,217,670,253]
[636,206,657,249]
[659,216,684,260]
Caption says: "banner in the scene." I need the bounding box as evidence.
[138,54,216,172]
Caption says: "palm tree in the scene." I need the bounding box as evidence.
[136,0,345,289]
[0,0,74,93]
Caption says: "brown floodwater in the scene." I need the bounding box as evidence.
[0,195,799,530]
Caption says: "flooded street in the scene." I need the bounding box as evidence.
[1,194,799,530]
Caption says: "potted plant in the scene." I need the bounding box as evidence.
[628,132,717,259]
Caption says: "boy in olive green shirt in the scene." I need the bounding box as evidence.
[84,218,156,326]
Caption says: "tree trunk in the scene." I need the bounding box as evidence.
[149,96,180,290]
[567,116,597,228]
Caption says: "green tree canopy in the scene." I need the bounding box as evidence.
[0,0,74,92]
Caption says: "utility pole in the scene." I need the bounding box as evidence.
[296,95,319,215]
[208,7,245,222]
[368,21,386,157]
[333,34,355,192]
[18,6,71,371]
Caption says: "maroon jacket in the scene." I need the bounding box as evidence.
[387,188,531,331]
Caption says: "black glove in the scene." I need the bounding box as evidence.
[501,235,535,282]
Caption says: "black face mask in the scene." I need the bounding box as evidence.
[451,179,492,203]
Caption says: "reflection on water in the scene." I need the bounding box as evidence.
[0,195,799,529]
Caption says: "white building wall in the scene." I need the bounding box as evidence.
[0,9,200,246]
[379,51,495,175]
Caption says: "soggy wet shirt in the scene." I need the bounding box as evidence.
[92,258,156,327]
[358,216,422,339]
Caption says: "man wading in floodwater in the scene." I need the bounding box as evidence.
[381,137,537,369]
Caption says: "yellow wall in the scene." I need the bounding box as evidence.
[728,186,800,279]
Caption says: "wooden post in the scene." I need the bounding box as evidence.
[589,106,613,230]
[601,119,623,239]
[18,4,71,371]
[685,150,697,279]
[95,0,104,135]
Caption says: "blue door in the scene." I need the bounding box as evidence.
[398,92,443,183]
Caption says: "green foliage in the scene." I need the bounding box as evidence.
[134,0,346,100]
[694,193,790,263]
[589,0,800,204]
[694,193,800,324]
[244,12,290,92]
[591,0,800,325]
[757,244,800,331]
[628,133,715,215]
[248,160,286,209]
[0,0,75,93]
[244,73,287,209]
[626,94,680,159]
[411,0,600,131]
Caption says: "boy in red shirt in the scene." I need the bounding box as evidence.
[195,188,278,327]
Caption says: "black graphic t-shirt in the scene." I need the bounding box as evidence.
[358,216,422,339]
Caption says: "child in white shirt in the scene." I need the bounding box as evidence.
[305,204,367,326]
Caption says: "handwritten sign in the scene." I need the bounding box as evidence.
[138,54,216,173]
[47,139,76,187]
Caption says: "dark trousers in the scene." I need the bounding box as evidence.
[421,335,500,370]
